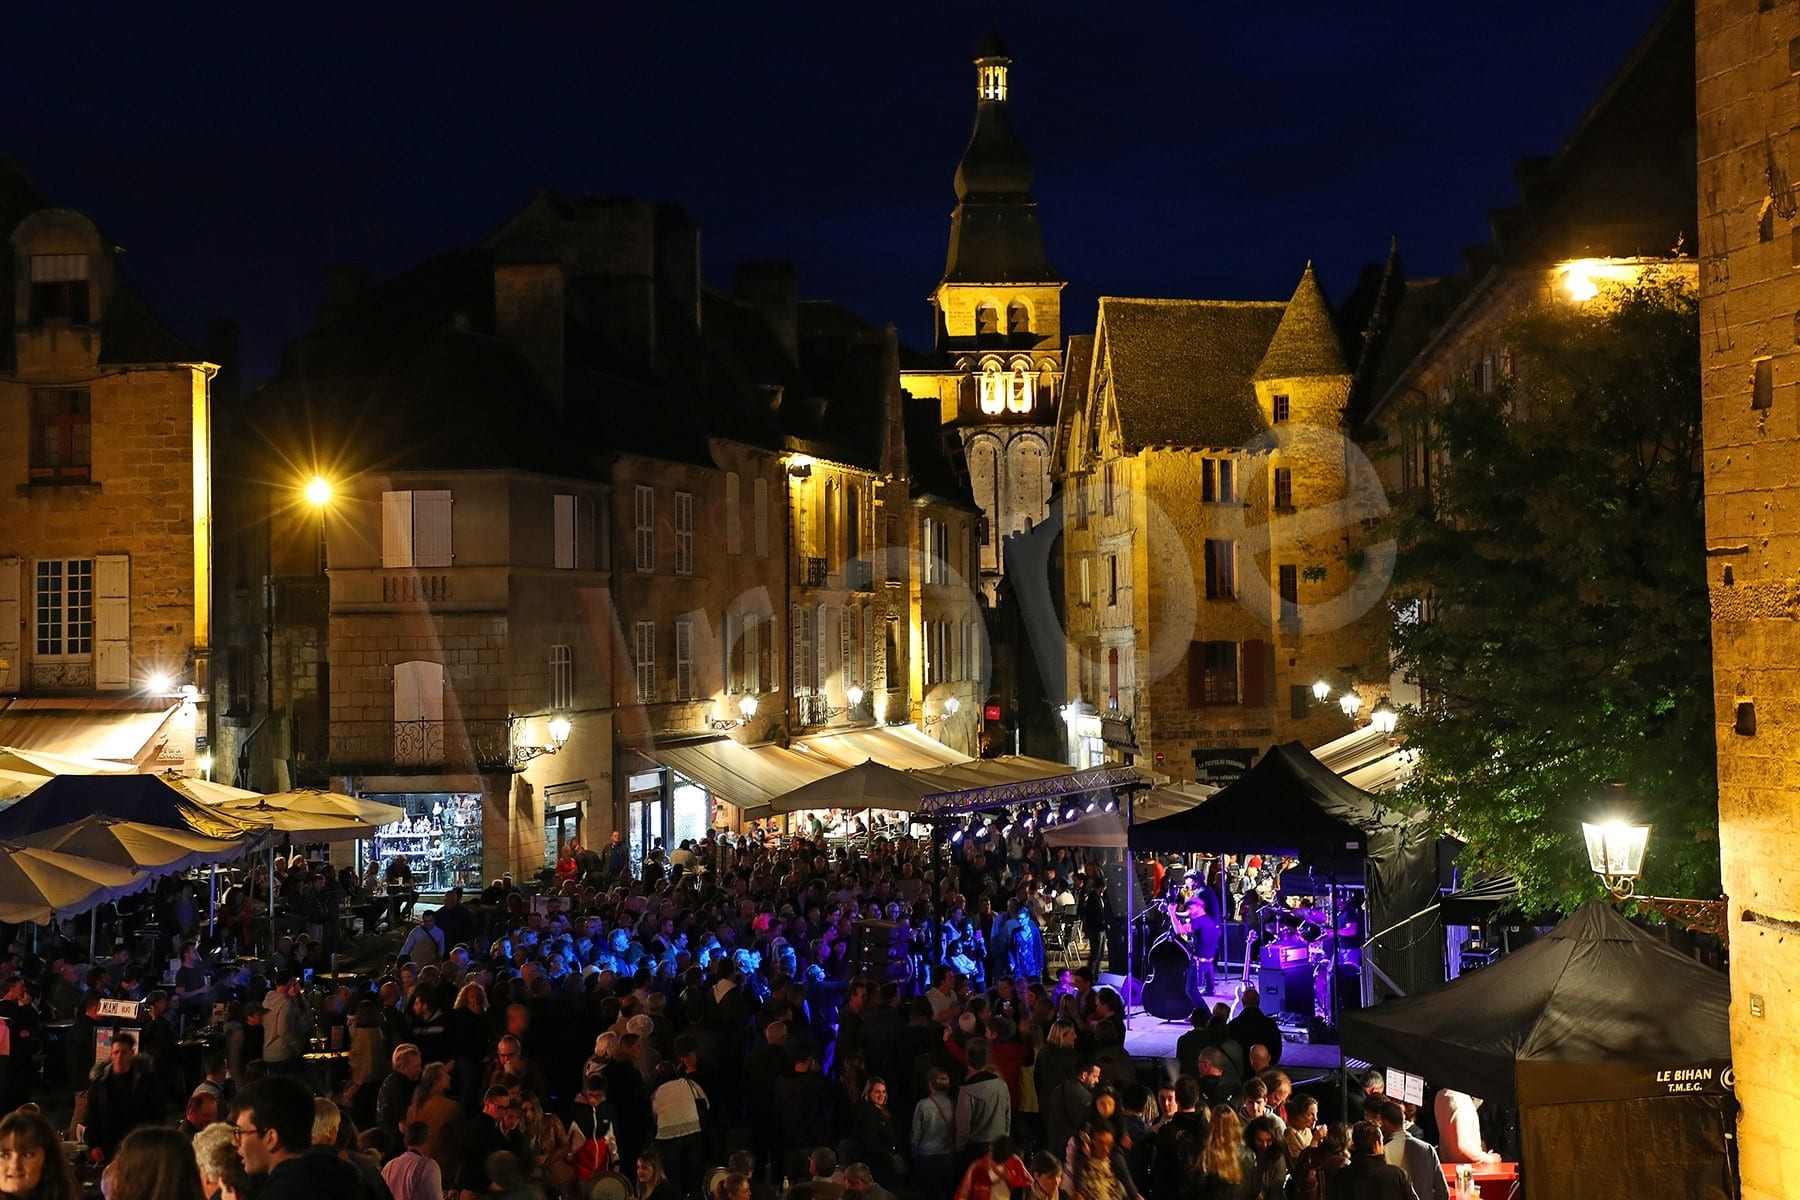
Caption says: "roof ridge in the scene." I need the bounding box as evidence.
[1099,296,1286,309]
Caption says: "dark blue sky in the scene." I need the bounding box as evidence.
[6,1,1670,383]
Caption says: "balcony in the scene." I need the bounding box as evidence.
[329,718,517,774]
[802,557,829,587]
[794,690,829,727]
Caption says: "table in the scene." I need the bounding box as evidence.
[1441,1161,1519,1199]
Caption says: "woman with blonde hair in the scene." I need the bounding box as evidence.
[1194,1106,1257,1200]
[516,1091,575,1196]
[406,1060,462,1176]
[106,1127,203,1200]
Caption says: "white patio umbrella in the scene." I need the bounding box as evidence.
[0,842,145,925]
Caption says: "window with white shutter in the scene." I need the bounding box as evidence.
[843,605,857,690]
[92,555,127,690]
[412,491,453,566]
[554,495,577,569]
[549,644,573,710]
[674,619,693,700]
[674,491,694,576]
[393,660,446,765]
[815,604,830,699]
[745,613,764,692]
[382,491,453,567]
[633,621,656,703]
[723,613,738,694]
[0,557,19,693]
[634,486,655,573]
[382,492,414,567]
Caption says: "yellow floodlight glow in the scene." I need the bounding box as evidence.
[304,476,334,507]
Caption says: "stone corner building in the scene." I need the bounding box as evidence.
[0,156,213,771]
[1698,0,1800,1195]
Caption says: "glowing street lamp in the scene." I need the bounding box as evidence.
[1312,679,1332,703]
[1337,688,1362,719]
[1582,784,1726,940]
[304,475,333,507]
[1370,697,1398,736]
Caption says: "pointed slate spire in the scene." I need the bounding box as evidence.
[1254,261,1349,381]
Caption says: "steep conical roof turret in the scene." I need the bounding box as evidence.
[1254,262,1349,380]
[942,31,1059,284]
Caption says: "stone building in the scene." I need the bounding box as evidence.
[1697,0,1800,1194]
[234,192,977,875]
[1053,266,1388,781]
[0,158,215,771]
[900,30,1061,607]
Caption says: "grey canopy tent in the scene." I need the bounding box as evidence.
[1127,741,1443,1000]
[1340,900,1733,1200]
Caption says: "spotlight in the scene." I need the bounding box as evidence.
[950,829,964,844]
[1064,807,1077,822]
[1085,800,1098,814]
[1103,800,1117,813]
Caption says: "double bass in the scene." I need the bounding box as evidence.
[1140,933,1199,1021]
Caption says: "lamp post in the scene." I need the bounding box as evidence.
[1312,679,1332,703]
[1336,688,1362,719]
[1583,790,1728,941]
[1370,697,1398,736]
[304,475,333,572]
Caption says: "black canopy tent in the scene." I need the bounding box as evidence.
[1340,901,1734,1200]
[1128,741,1443,1001]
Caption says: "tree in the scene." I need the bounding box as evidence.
[1386,276,1715,911]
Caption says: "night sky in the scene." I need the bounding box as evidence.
[8,1,1669,385]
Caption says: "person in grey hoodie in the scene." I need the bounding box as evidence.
[953,1039,1012,1167]
[261,971,311,1078]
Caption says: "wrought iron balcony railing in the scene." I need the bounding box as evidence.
[802,556,829,587]
[329,718,518,773]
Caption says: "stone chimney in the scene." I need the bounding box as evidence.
[735,260,799,363]
[493,261,566,408]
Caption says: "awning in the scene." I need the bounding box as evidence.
[913,756,1150,816]
[647,739,838,818]
[0,699,179,766]
[793,724,971,771]
[1312,724,1415,794]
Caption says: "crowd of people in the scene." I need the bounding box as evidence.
[0,817,1504,1200]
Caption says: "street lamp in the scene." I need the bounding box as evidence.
[1312,679,1332,703]
[1583,787,1727,940]
[303,474,334,572]
[711,693,760,730]
[1337,688,1362,718]
[1370,697,1398,736]
[513,713,571,764]
[922,696,962,729]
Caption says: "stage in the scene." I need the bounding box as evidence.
[1111,972,1362,1077]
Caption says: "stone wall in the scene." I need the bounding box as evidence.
[1699,2,1800,1194]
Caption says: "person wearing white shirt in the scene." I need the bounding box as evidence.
[1434,1087,1501,1164]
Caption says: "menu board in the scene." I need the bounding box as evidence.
[1387,1067,1426,1107]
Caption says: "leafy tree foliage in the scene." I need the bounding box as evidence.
[1386,278,1715,911]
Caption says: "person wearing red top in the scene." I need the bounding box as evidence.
[943,1017,1029,1109]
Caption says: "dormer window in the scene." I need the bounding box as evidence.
[29,255,89,325]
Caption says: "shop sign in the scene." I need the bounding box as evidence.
[1193,748,1255,784]
[1100,715,1137,749]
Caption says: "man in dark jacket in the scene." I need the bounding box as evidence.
[1044,1060,1100,1163]
[1149,1077,1209,1200]
[1225,986,1283,1067]
[457,1085,529,1196]
[232,1076,368,1200]
[84,1032,165,1161]
[1330,1121,1420,1200]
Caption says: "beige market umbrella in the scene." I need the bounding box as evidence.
[20,814,256,875]
[0,747,137,777]
[770,760,940,815]
[0,842,145,924]
[170,779,403,839]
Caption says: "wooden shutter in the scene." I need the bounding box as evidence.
[94,554,130,691]
[0,557,19,694]
[393,660,444,722]
[1186,641,1206,708]
[412,490,453,566]
[1241,639,1269,707]
[1203,542,1219,598]
[554,494,576,569]
[816,603,831,694]
[381,492,414,567]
